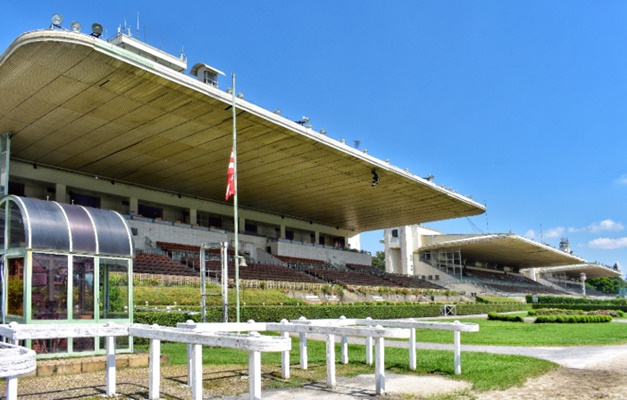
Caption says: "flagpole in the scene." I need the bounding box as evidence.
[231,72,241,323]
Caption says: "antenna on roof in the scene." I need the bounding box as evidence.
[136,11,140,37]
[354,140,360,149]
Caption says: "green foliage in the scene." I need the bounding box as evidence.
[134,302,530,325]
[134,285,301,306]
[530,308,623,317]
[476,295,525,304]
[586,276,625,295]
[535,314,612,323]
[371,251,385,270]
[487,312,524,322]
[526,295,627,306]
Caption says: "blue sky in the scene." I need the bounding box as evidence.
[2,1,627,270]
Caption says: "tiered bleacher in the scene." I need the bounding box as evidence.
[463,268,569,295]
[134,252,198,277]
[141,241,448,292]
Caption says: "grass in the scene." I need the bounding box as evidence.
[138,332,557,394]
[414,317,627,346]
[133,285,300,306]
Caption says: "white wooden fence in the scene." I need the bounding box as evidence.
[1,316,479,399]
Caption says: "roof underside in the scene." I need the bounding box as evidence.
[420,234,587,268]
[534,264,621,279]
[0,31,485,232]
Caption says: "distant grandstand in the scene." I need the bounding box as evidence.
[384,225,622,297]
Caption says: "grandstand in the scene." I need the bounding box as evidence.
[384,225,622,297]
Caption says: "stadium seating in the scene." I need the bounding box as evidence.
[134,252,199,277]
[463,268,569,295]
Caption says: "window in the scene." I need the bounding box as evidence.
[245,222,257,234]
[7,258,24,316]
[70,192,101,209]
[73,257,94,320]
[31,253,68,320]
[99,259,129,319]
[285,230,294,240]
[138,204,162,219]
[391,229,399,238]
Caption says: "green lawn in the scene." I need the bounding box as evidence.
[141,337,555,393]
[415,317,627,346]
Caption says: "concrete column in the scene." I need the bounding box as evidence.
[129,197,139,216]
[314,231,320,245]
[55,183,67,203]
[280,225,286,239]
[189,208,198,225]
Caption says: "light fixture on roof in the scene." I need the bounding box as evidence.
[226,88,233,94]
[273,109,281,115]
[91,23,103,37]
[237,93,245,99]
[362,149,368,154]
[70,21,81,32]
[319,129,326,135]
[50,14,63,29]
[305,123,312,129]
[423,174,434,182]
[295,116,310,125]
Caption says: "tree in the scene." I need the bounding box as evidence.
[586,276,625,295]
[372,251,385,270]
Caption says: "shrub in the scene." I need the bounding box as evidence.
[535,314,612,323]
[488,312,524,322]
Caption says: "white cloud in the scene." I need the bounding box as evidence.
[543,226,565,239]
[615,174,627,186]
[568,219,624,234]
[588,237,627,250]
[524,229,536,239]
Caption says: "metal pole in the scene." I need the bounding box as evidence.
[200,245,206,323]
[221,241,228,322]
[231,73,241,323]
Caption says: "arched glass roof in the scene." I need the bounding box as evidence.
[0,195,134,257]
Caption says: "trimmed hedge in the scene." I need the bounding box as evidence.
[134,302,530,326]
[535,314,613,323]
[526,295,627,306]
[487,312,524,322]
[529,308,624,318]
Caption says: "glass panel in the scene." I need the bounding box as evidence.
[9,201,25,248]
[7,258,24,316]
[88,208,132,256]
[20,197,70,251]
[73,337,95,352]
[32,338,67,355]
[99,259,129,319]
[60,204,96,254]
[73,256,94,320]
[31,253,68,320]
[99,335,130,351]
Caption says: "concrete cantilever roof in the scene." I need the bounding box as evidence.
[0,30,485,232]
[419,233,587,268]
[531,264,621,279]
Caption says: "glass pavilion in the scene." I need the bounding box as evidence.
[0,195,134,356]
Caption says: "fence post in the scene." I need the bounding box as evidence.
[149,328,161,399]
[326,333,336,388]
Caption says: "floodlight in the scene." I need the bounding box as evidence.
[273,109,281,115]
[51,13,63,28]
[319,129,326,135]
[237,92,244,99]
[70,21,81,33]
[305,123,312,129]
[91,23,103,37]
[226,88,233,94]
